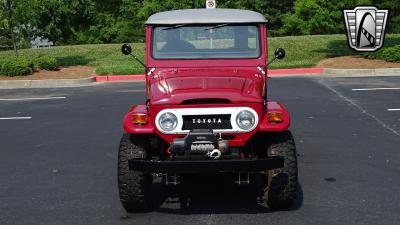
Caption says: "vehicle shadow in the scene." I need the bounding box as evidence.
[148,174,303,215]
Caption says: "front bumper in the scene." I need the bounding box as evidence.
[129,157,284,173]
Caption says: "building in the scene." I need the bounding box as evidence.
[31,37,54,48]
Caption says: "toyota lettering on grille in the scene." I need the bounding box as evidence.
[182,114,232,130]
[192,118,222,124]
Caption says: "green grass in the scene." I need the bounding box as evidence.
[268,34,400,69]
[0,43,146,75]
[1,34,400,75]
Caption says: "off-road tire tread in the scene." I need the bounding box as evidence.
[118,134,151,212]
[264,131,298,209]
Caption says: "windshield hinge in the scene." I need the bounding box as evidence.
[147,67,156,77]
[257,66,266,75]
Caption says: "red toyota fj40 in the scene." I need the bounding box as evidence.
[118,8,298,212]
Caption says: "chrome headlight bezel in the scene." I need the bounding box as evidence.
[155,107,258,134]
[158,112,178,132]
[236,110,256,131]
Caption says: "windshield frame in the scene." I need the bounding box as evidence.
[150,23,262,61]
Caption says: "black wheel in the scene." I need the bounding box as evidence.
[118,134,152,212]
[262,131,298,210]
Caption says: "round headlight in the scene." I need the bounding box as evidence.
[236,110,256,130]
[158,112,178,132]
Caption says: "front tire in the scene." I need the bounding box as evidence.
[118,134,152,212]
[263,131,298,210]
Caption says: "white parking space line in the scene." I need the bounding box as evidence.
[352,87,400,91]
[0,96,66,101]
[0,117,32,120]
[388,109,400,111]
[115,89,146,93]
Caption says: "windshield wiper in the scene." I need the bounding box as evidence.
[204,24,229,30]
[162,24,187,30]
[162,24,229,31]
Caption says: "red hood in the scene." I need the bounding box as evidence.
[148,68,265,105]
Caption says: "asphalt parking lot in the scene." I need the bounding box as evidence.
[0,76,400,225]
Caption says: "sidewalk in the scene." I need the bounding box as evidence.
[1,67,400,89]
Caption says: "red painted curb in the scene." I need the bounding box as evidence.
[94,68,324,82]
[95,76,108,82]
[108,75,145,81]
[95,75,145,82]
[268,68,324,75]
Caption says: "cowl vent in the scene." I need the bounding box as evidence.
[181,98,231,105]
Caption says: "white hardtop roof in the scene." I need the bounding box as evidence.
[145,8,267,25]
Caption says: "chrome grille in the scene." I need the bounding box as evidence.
[182,114,232,130]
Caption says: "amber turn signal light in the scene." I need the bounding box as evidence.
[132,114,148,125]
[267,112,283,123]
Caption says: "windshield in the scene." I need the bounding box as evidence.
[152,25,260,59]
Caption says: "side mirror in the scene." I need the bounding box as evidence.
[275,48,286,60]
[267,48,286,67]
[121,44,132,55]
[121,44,145,67]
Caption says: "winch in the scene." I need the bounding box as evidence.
[171,129,229,159]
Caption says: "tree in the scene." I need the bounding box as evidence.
[18,0,97,45]
[2,0,399,47]
[253,0,295,36]
[1,0,17,54]
[0,3,9,46]
[373,0,400,34]
[280,0,372,35]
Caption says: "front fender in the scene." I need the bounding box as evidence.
[123,105,155,134]
[123,102,290,139]
[258,101,291,132]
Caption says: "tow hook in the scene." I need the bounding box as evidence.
[207,149,222,159]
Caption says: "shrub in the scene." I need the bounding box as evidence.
[366,45,400,62]
[35,56,58,70]
[0,58,33,77]
[0,55,58,76]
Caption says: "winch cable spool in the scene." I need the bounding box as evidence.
[191,143,215,151]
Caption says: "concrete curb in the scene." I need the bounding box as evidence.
[0,77,96,89]
[324,68,400,77]
[1,67,400,89]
